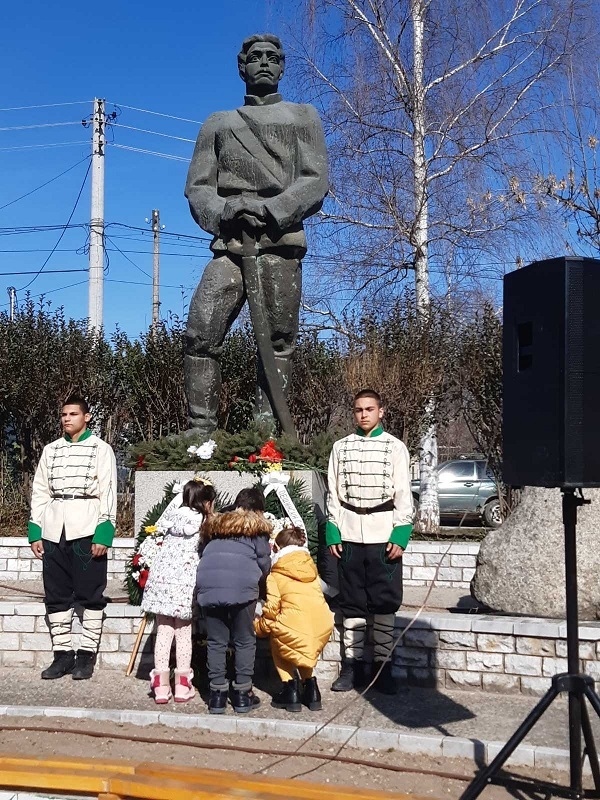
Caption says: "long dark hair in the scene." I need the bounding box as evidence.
[182,481,216,515]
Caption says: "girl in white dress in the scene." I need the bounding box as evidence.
[142,478,215,704]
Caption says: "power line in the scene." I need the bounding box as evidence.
[0,155,90,212]
[17,160,91,291]
[106,102,202,125]
[113,123,195,143]
[0,269,87,276]
[106,222,210,242]
[105,247,201,258]
[104,234,151,278]
[0,141,89,152]
[0,279,88,310]
[108,142,189,162]
[0,224,86,235]
[106,278,195,290]
[0,121,81,132]
[0,101,91,112]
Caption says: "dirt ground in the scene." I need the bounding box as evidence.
[0,716,585,799]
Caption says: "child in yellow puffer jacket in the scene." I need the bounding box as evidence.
[255,527,334,712]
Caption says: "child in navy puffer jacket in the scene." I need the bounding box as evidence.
[196,486,271,715]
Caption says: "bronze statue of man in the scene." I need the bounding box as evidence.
[184,33,329,436]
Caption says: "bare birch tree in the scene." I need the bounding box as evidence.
[533,63,600,252]
[288,0,580,530]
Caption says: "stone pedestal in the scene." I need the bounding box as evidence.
[472,487,600,620]
[134,470,326,533]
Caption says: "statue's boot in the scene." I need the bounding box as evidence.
[184,354,220,436]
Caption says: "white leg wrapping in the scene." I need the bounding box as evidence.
[48,609,73,652]
[80,609,104,653]
[342,617,367,661]
[373,614,396,662]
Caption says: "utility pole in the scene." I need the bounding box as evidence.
[87,98,106,332]
[151,209,160,330]
[7,287,16,322]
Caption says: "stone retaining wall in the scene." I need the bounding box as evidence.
[0,538,478,588]
[402,541,478,587]
[2,601,598,696]
[0,537,135,582]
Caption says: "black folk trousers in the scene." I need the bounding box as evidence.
[337,541,403,618]
[42,531,108,614]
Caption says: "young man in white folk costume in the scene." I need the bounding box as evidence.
[326,389,413,694]
[28,396,117,680]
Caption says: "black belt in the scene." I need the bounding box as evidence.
[51,494,99,500]
[340,499,394,515]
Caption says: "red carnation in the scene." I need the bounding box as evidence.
[248,454,258,463]
[132,553,141,567]
[138,569,149,589]
[259,440,283,462]
[136,454,145,469]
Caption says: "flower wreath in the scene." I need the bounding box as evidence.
[124,473,317,605]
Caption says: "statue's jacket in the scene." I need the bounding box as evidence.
[27,430,118,546]
[185,93,329,256]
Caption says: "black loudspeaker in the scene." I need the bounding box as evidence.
[503,256,600,488]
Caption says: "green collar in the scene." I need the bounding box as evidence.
[355,424,384,438]
[64,428,92,443]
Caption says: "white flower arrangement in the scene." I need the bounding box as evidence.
[137,528,164,570]
[187,439,217,460]
[264,511,293,545]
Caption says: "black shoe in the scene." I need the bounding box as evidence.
[372,661,397,695]
[41,650,75,680]
[331,659,355,692]
[302,676,322,711]
[232,688,261,714]
[353,660,370,689]
[272,677,302,712]
[72,649,96,681]
[208,688,228,715]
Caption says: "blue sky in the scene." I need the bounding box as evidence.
[0,0,296,336]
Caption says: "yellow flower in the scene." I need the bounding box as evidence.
[144,524,158,534]
[265,462,283,472]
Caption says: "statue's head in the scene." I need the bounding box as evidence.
[238,34,285,96]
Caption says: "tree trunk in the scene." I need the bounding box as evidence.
[411,0,440,533]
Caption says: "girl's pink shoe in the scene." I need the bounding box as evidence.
[174,668,195,703]
[150,669,172,704]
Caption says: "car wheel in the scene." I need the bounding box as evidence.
[483,499,503,528]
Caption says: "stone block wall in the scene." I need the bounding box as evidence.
[0,538,135,582]
[0,603,146,671]
[0,538,479,588]
[403,542,478,588]
[388,614,600,696]
[3,601,600,697]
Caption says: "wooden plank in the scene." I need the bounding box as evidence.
[135,762,417,800]
[0,764,110,793]
[0,753,427,800]
[0,752,136,774]
[108,773,251,800]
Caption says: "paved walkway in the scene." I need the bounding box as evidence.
[0,665,589,772]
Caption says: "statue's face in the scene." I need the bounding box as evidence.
[244,42,284,93]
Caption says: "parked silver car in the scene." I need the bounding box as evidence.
[411,458,503,528]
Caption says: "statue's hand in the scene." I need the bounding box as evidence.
[221,196,266,225]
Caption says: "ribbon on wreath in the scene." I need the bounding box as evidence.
[260,471,306,532]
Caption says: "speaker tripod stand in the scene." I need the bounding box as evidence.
[461,488,600,800]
